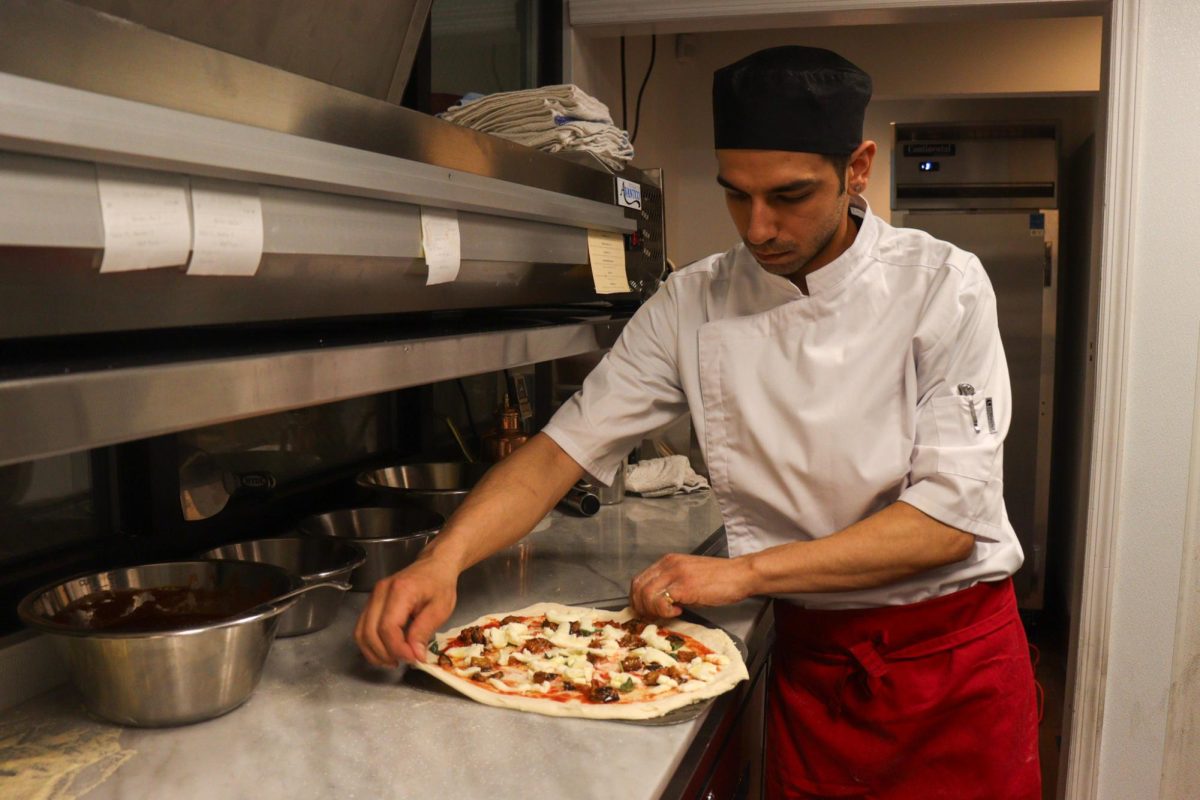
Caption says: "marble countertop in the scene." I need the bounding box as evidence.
[1,494,770,800]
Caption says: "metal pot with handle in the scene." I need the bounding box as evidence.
[18,560,349,727]
[296,505,444,591]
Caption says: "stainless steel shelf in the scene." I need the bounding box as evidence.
[0,318,626,467]
[0,72,632,235]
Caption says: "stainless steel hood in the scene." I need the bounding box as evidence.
[0,0,664,340]
[0,0,608,197]
[67,0,432,105]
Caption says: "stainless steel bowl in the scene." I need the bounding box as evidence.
[296,505,444,591]
[198,537,366,636]
[356,461,489,518]
[18,560,303,727]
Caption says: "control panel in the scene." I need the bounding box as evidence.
[613,168,666,301]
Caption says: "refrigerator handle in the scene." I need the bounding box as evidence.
[1043,241,1053,288]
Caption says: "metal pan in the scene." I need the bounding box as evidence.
[356,461,489,519]
[18,560,345,726]
[296,505,444,591]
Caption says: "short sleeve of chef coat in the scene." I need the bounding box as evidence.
[542,284,688,487]
[899,257,1012,542]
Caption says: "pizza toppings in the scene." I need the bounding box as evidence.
[461,626,488,645]
[618,633,647,649]
[588,685,620,703]
[644,667,682,687]
[632,645,677,668]
[521,637,553,654]
[418,603,747,716]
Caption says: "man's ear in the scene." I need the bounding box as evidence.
[848,140,877,195]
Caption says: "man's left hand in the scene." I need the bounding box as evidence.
[629,553,754,619]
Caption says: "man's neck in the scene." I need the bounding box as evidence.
[791,204,861,294]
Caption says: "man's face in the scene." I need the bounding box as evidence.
[716,149,850,281]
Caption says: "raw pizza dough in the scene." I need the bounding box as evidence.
[410,602,749,721]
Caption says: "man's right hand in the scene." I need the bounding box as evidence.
[352,434,586,667]
[354,554,460,667]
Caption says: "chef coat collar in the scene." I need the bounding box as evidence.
[804,195,876,296]
[750,195,878,299]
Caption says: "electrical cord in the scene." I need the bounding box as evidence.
[620,37,628,130]
[456,378,481,451]
[630,35,657,145]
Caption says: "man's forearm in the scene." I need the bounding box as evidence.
[739,501,975,595]
[419,432,585,573]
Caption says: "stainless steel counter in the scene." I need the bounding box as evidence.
[0,494,772,800]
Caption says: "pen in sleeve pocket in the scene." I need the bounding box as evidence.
[957,383,981,433]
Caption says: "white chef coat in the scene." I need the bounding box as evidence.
[543,198,1024,608]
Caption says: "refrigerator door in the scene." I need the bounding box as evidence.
[895,210,1058,609]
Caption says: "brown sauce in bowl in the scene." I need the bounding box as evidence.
[49,586,276,632]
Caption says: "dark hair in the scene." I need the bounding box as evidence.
[823,153,851,194]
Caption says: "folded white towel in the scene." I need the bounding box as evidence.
[624,456,709,498]
[440,84,634,172]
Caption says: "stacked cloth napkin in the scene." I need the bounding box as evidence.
[440,85,634,172]
[625,456,710,498]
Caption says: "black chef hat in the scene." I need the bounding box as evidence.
[713,46,872,155]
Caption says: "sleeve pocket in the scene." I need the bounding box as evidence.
[930,395,996,481]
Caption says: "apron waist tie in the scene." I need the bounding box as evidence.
[804,598,1018,718]
[830,637,891,717]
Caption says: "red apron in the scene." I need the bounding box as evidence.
[766,579,1040,799]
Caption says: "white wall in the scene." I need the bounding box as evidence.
[1098,0,1200,796]
[571,16,1102,266]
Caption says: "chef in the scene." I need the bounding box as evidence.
[357,45,1040,799]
